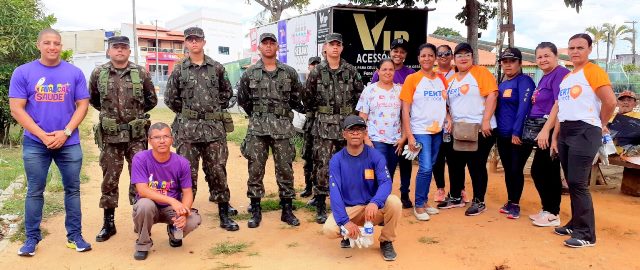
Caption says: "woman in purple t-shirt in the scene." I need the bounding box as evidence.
[522,42,570,227]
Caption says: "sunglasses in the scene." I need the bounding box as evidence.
[437,51,452,57]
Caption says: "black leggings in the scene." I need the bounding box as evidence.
[496,137,529,204]
[522,132,562,215]
[558,121,601,242]
[433,140,454,189]
[448,134,496,201]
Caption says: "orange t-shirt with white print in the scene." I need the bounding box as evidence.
[447,65,499,127]
[399,72,448,134]
[558,62,611,128]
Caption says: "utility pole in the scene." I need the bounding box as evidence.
[625,20,637,65]
[132,0,139,64]
[155,19,159,83]
[606,31,611,72]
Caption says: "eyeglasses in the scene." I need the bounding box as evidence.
[454,53,472,59]
[149,135,172,141]
[345,127,366,134]
[437,51,452,58]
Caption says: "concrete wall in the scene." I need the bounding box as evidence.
[61,30,106,54]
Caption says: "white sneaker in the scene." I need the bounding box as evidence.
[532,212,561,227]
[426,206,440,215]
[413,208,431,221]
[529,210,544,221]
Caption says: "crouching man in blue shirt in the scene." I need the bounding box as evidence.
[322,115,402,261]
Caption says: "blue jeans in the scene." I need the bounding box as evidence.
[372,141,399,180]
[23,137,83,241]
[414,134,443,207]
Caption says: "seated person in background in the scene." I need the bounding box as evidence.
[322,115,402,261]
[611,90,640,157]
[130,122,201,260]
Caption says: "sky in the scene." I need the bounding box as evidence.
[41,0,639,58]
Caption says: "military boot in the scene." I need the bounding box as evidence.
[209,192,238,216]
[218,202,240,231]
[315,195,328,224]
[247,198,262,228]
[300,176,313,198]
[280,199,300,226]
[96,208,116,242]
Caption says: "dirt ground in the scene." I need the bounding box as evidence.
[1,117,639,270]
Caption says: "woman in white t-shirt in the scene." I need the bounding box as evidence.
[550,33,616,248]
[356,59,405,180]
[400,43,450,221]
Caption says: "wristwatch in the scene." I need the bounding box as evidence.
[63,128,72,137]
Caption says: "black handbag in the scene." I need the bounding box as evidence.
[522,118,547,145]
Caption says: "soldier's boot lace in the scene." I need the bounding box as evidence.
[218,202,240,231]
[280,199,300,226]
[96,208,117,242]
[247,198,262,228]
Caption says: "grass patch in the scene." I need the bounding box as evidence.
[212,262,251,270]
[0,146,24,190]
[247,252,260,257]
[2,189,63,242]
[418,236,439,245]
[210,241,252,256]
[286,242,299,248]
[232,212,253,221]
[257,198,329,213]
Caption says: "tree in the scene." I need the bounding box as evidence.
[246,0,311,24]
[603,23,633,63]
[61,49,73,62]
[0,0,56,143]
[433,26,462,37]
[585,26,606,60]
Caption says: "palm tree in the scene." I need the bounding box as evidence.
[585,26,606,60]
[603,23,633,62]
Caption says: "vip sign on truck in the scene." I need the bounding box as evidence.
[249,4,431,84]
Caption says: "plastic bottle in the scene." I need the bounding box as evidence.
[363,221,374,247]
[173,225,184,240]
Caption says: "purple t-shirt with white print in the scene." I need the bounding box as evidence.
[131,150,192,206]
[529,66,570,118]
[370,65,415,84]
[8,60,89,146]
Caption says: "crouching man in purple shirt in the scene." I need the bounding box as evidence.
[322,115,402,261]
[130,122,201,260]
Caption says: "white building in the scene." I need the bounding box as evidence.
[60,29,110,80]
[166,9,243,64]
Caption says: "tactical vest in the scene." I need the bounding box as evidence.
[317,64,354,116]
[98,67,142,104]
[179,59,223,120]
[248,67,293,119]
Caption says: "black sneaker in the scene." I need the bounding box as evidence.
[340,238,351,248]
[564,237,595,248]
[437,195,465,209]
[133,250,148,260]
[499,202,512,214]
[400,193,413,209]
[465,198,486,216]
[380,241,397,261]
[554,226,574,236]
[166,224,182,247]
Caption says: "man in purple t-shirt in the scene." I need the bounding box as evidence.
[9,28,91,256]
[130,122,201,260]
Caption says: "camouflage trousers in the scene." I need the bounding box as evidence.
[99,141,147,208]
[176,140,230,203]
[241,135,296,199]
[312,138,346,196]
[301,131,315,187]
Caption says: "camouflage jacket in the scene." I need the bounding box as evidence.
[237,59,304,139]
[303,59,364,140]
[89,61,157,143]
[164,55,232,142]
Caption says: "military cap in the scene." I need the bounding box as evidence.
[108,36,130,46]
[184,27,205,38]
[259,33,277,42]
[342,115,367,130]
[308,56,321,65]
[325,33,343,43]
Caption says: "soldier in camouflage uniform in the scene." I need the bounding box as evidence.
[300,56,322,198]
[237,33,305,228]
[304,33,364,224]
[89,36,158,242]
[164,27,239,231]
